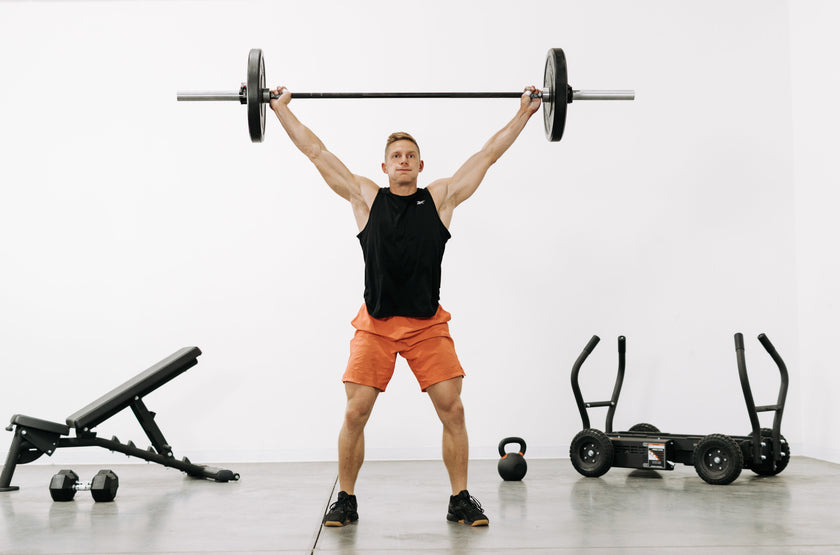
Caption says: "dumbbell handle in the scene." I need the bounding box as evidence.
[72,480,94,491]
[176,88,635,102]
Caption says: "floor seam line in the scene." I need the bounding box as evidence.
[310,473,338,554]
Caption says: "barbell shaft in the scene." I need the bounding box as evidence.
[293,91,529,99]
[176,89,635,101]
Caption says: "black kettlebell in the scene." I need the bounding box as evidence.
[497,437,527,481]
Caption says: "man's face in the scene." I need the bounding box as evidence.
[382,139,424,184]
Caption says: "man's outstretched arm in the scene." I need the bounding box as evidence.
[429,87,541,228]
[269,87,378,228]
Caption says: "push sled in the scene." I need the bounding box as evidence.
[1,347,239,495]
[569,333,789,485]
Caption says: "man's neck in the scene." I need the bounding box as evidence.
[389,182,419,196]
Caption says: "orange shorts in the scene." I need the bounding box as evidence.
[343,304,465,392]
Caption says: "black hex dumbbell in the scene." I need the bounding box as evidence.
[48,469,119,502]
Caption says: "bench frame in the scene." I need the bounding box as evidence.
[1,347,238,492]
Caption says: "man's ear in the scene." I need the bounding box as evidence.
[418,160,424,172]
[382,162,388,173]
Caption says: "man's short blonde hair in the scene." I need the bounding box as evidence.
[384,132,420,160]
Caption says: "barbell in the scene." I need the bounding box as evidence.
[177,48,634,143]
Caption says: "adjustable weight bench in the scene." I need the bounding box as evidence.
[1,346,239,492]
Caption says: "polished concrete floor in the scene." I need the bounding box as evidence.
[1,456,838,554]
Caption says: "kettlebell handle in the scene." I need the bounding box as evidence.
[498,437,527,457]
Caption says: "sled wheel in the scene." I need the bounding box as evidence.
[694,434,743,485]
[570,429,614,478]
[628,423,661,433]
[748,428,790,476]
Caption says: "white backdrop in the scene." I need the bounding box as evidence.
[0,0,836,466]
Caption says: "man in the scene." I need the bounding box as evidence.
[269,84,540,527]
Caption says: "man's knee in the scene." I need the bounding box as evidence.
[428,379,466,426]
[344,401,373,428]
[439,406,465,434]
[437,394,464,417]
[343,384,379,429]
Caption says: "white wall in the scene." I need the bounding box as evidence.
[1,0,825,467]
[790,0,840,463]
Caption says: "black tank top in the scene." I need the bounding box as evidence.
[358,187,451,318]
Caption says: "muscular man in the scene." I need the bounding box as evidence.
[269,85,540,527]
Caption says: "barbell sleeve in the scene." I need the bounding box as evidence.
[571,90,635,101]
[177,91,243,101]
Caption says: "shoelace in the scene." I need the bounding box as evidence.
[329,499,347,511]
[462,494,484,513]
[328,495,355,512]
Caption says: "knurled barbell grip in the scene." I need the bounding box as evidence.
[285,91,533,99]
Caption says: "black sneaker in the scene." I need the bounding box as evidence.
[447,490,489,526]
[323,491,358,527]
